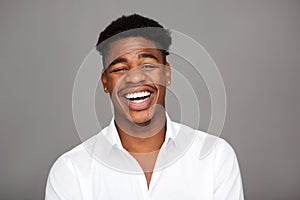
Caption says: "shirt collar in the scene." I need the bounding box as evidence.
[101,113,178,151]
[92,113,196,173]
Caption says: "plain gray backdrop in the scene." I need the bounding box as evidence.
[0,0,299,199]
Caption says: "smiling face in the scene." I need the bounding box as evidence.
[101,37,170,127]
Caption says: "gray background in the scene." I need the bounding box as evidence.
[0,0,299,199]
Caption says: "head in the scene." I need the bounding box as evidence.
[96,14,172,128]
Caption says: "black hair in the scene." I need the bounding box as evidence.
[96,14,172,66]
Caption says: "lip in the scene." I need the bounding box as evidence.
[119,85,156,97]
[126,93,154,111]
[118,85,157,111]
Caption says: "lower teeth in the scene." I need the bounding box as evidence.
[131,97,149,103]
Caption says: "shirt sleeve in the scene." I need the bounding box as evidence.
[45,155,83,200]
[213,139,244,200]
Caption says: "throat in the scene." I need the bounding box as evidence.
[118,126,166,154]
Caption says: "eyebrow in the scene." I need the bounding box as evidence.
[138,53,159,61]
[107,57,128,68]
[107,53,159,68]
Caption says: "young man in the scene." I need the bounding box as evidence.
[46,14,244,199]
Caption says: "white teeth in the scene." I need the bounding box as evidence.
[125,91,151,99]
[132,99,147,103]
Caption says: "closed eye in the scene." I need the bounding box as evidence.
[141,64,160,70]
[110,67,129,73]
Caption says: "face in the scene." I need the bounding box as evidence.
[101,37,170,126]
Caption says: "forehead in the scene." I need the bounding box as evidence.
[105,37,161,65]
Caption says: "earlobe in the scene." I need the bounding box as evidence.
[166,62,171,86]
[101,72,109,93]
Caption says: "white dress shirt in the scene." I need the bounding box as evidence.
[46,115,244,200]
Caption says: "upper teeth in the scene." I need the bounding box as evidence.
[125,91,150,99]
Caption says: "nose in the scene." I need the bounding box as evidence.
[123,67,147,84]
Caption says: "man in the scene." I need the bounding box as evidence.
[46,14,244,199]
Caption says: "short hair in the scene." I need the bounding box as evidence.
[96,14,172,66]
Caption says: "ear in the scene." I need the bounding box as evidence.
[165,62,171,86]
[101,71,109,93]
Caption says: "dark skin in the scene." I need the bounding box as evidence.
[101,37,171,188]
[116,123,166,187]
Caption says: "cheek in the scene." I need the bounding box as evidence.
[107,77,119,89]
[152,72,167,85]
[107,76,124,96]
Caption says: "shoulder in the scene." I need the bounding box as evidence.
[46,133,102,199]
[172,121,237,160]
[48,131,102,176]
[45,142,88,199]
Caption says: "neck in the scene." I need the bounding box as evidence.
[115,113,166,153]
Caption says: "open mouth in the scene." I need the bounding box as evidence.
[123,90,153,110]
[125,91,151,102]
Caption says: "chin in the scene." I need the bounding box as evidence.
[128,110,152,125]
